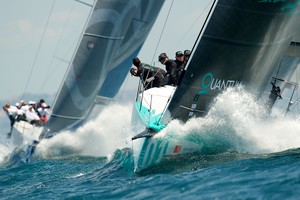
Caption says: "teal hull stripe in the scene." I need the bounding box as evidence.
[135,102,165,132]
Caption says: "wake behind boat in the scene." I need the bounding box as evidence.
[130,0,300,173]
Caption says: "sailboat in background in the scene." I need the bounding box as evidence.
[268,42,300,117]
[130,0,300,173]
[9,0,164,161]
[42,0,164,138]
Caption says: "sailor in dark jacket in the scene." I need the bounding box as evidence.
[184,49,191,65]
[267,82,282,110]
[174,51,186,86]
[158,53,177,85]
[130,57,167,89]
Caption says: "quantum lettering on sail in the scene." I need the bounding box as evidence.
[198,72,241,94]
[210,78,241,91]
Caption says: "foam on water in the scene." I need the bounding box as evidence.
[0,139,13,163]
[157,86,300,155]
[35,103,133,159]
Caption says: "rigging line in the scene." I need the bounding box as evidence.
[38,0,76,95]
[50,0,96,112]
[190,0,218,53]
[297,51,300,114]
[175,0,214,49]
[74,0,93,7]
[22,0,56,98]
[274,60,282,85]
[37,41,76,94]
[285,84,297,117]
[150,0,174,65]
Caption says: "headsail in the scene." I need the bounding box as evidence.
[96,0,165,102]
[162,0,300,123]
[43,0,164,136]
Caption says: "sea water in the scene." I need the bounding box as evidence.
[1,88,300,199]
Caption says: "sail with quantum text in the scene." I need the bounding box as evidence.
[8,0,164,160]
[130,0,300,173]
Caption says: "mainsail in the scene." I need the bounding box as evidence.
[43,0,164,136]
[162,0,300,123]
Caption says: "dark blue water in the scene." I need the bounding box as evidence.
[1,91,300,199]
[1,148,300,199]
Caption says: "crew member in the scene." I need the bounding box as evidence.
[25,106,41,126]
[174,51,186,86]
[2,103,18,138]
[183,49,191,65]
[130,57,167,89]
[37,103,50,122]
[158,53,177,85]
[267,82,282,110]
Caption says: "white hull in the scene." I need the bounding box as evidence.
[131,86,203,172]
[11,121,42,147]
[2,121,43,164]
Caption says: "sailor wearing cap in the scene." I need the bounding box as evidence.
[2,103,19,137]
[15,102,27,122]
[173,51,186,86]
[20,100,30,113]
[158,53,177,85]
[26,105,41,125]
[37,103,50,122]
[184,50,191,65]
[130,57,167,89]
[36,99,50,110]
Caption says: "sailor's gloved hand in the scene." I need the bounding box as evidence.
[145,77,155,83]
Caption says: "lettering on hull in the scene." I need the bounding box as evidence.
[138,138,169,170]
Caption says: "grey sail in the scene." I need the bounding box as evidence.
[96,0,164,101]
[163,0,300,123]
[44,0,164,136]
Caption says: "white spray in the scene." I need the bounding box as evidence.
[157,86,300,154]
[35,103,133,159]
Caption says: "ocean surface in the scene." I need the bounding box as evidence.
[1,89,300,199]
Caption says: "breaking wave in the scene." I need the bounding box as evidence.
[33,103,133,160]
[157,86,300,155]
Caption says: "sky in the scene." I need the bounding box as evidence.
[0,0,213,102]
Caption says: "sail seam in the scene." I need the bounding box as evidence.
[203,34,293,46]
[218,4,288,16]
[84,33,124,40]
[50,114,85,120]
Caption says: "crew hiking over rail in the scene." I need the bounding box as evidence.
[2,99,50,138]
[129,50,190,90]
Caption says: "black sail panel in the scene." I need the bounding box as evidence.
[165,0,300,123]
